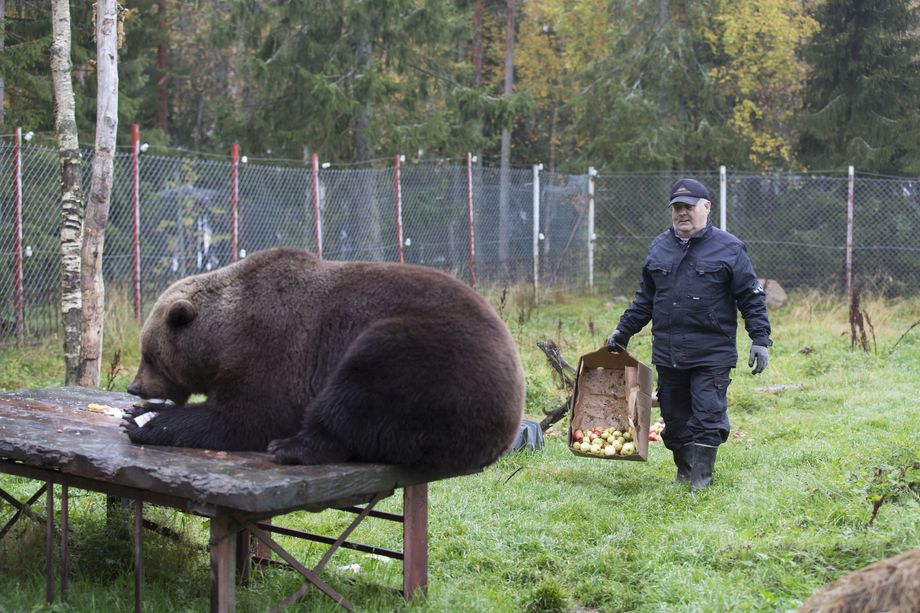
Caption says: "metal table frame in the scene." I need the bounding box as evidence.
[0,388,466,612]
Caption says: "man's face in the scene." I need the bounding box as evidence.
[671,200,711,238]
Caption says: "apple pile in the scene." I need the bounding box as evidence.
[571,427,638,457]
[648,418,665,442]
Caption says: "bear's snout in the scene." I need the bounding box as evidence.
[127,380,145,398]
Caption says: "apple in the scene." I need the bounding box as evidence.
[573,430,584,442]
[604,445,617,456]
[621,442,636,456]
[590,444,601,454]
[580,441,592,453]
[623,431,633,442]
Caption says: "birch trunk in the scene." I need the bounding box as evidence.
[1,0,6,124]
[79,0,119,387]
[51,0,84,385]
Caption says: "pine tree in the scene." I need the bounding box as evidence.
[797,0,920,174]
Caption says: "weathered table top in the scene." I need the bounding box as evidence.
[0,387,461,516]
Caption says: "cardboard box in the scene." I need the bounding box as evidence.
[568,347,653,461]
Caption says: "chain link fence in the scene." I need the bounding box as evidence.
[2,136,919,345]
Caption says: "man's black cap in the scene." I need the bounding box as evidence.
[669,178,711,206]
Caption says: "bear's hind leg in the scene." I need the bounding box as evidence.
[267,426,352,465]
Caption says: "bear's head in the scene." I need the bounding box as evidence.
[127,288,213,406]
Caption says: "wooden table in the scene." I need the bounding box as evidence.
[0,387,473,612]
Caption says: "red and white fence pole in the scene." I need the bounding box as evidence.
[311,152,323,259]
[131,124,141,321]
[394,154,404,264]
[12,127,25,345]
[230,143,240,263]
[466,152,477,288]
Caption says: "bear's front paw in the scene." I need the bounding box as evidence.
[121,411,161,444]
[125,403,149,419]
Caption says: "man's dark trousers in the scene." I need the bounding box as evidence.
[656,365,732,449]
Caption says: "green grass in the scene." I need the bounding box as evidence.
[1,291,918,612]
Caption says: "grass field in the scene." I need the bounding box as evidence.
[1,291,918,612]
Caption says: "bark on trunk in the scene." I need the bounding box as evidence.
[51,0,84,385]
[472,0,483,87]
[353,29,382,258]
[1,0,6,125]
[497,0,515,272]
[156,0,168,131]
[79,0,120,387]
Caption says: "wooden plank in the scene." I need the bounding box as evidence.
[0,388,472,515]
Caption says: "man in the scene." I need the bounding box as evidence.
[607,178,771,490]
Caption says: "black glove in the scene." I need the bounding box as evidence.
[607,330,629,353]
[749,345,768,375]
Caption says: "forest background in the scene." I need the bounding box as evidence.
[2,0,919,176]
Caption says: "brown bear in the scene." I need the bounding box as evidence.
[124,247,525,472]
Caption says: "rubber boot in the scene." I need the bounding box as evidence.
[671,443,694,485]
[690,444,718,491]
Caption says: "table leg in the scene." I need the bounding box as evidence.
[210,515,237,613]
[61,485,69,602]
[134,499,143,613]
[45,482,54,604]
[235,529,251,587]
[402,483,428,599]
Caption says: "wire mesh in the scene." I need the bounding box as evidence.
[1,135,919,347]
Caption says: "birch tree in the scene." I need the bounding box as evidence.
[1,0,6,125]
[79,0,120,387]
[51,0,84,384]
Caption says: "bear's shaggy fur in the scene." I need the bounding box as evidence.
[124,248,524,472]
[798,548,920,613]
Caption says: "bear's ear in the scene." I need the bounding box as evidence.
[167,299,197,328]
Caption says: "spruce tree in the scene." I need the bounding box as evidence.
[215,0,485,162]
[797,0,920,174]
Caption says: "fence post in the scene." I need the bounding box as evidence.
[846,165,854,296]
[131,124,141,321]
[394,154,404,264]
[12,127,24,345]
[230,143,239,263]
[719,165,727,231]
[466,152,477,288]
[587,166,597,292]
[532,164,541,297]
[310,152,323,259]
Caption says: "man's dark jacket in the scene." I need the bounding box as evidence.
[616,223,772,369]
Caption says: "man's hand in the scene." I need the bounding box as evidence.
[607,330,629,353]
[749,345,769,375]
